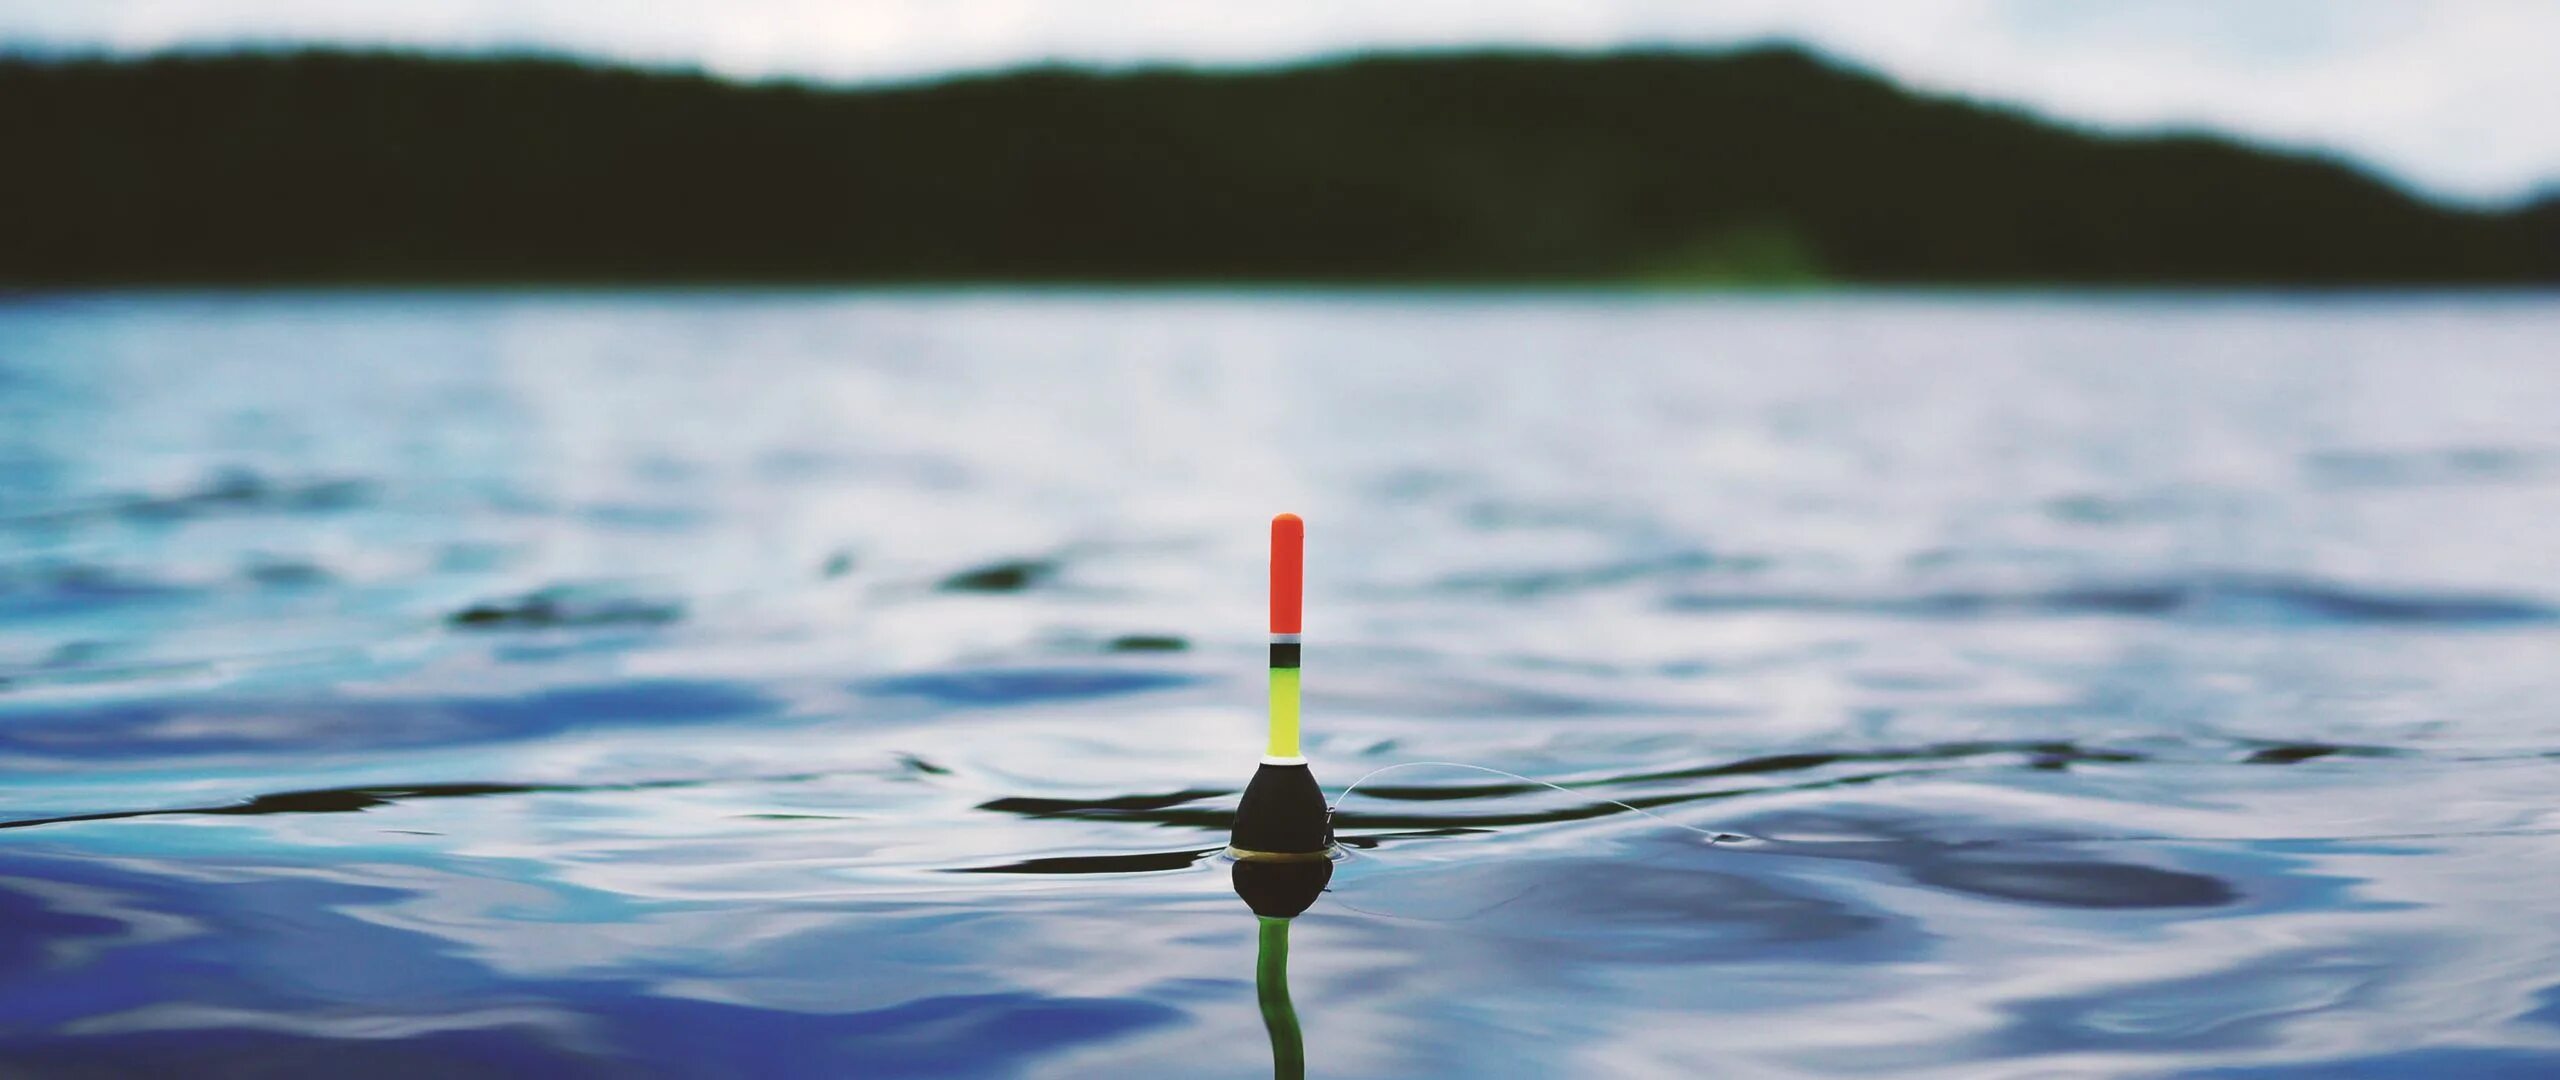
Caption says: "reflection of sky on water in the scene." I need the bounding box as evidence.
[3,292,2559,1075]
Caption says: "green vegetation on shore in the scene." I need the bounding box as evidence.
[3,47,2553,286]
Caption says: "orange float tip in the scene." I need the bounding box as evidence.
[1270,514,1303,636]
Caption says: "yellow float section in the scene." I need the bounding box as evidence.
[1266,667,1301,759]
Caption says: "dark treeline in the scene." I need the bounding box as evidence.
[3,47,2554,285]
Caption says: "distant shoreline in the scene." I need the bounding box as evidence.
[7,47,2554,287]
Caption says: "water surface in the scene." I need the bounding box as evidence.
[4,291,2559,1077]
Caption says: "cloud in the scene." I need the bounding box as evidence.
[3,0,2555,204]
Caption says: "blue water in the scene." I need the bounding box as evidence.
[3,290,2559,1077]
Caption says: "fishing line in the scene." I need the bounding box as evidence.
[1324,759,2560,848]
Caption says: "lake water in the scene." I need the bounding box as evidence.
[3,290,2559,1078]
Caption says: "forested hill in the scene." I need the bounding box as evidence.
[3,47,2553,285]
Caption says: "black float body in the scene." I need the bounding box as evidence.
[1229,761,1333,857]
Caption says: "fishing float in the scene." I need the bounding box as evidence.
[1228,513,1337,909]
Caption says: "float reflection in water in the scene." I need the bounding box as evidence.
[1236,859,1331,1080]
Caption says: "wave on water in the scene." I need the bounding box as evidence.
[1664,571,2558,626]
[0,468,371,530]
[0,681,774,761]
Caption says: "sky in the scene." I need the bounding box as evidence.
[4,0,2556,207]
